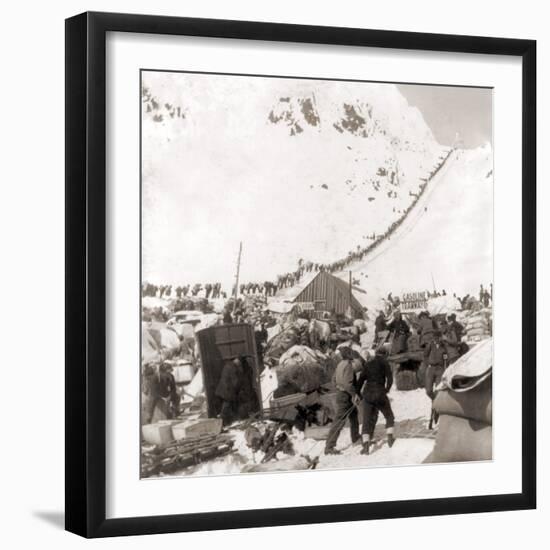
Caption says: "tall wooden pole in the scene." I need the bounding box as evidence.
[233,242,242,313]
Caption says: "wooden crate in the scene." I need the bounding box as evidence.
[142,421,176,446]
[172,362,196,384]
[395,369,419,391]
[267,393,307,421]
[172,418,223,440]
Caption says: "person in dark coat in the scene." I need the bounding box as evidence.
[141,364,161,424]
[418,311,436,348]
[215,358,244,426]
[254,323,268,370]
[356,347,395,454]
[387,311,410,354]
[374,311,387,342]
[215,356,258,425]
[236,356,259,419]
[158,363,179,418]
[222,309,233,324]
[424,331,448,400]
[447,313,469,357]
[324,347,362,455]
[447,313,464,341]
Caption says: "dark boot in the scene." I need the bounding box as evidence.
[325,447,341,455]
[387,433,395,448]
[360,441,370,455]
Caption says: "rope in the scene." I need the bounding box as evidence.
[300,402,358,458]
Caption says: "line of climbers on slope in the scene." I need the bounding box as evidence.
[249,147,455,294]
[142,148,455,302]
[142,282,227,299]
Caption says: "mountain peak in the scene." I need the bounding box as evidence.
[268,95,321,136]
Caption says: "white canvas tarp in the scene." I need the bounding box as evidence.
[427,295,462,315]
[441,338,492,392]
[142,325,181,364]
[265,301,295,314]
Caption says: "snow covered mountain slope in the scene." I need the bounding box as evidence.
[333,145,494,303]
[141,73,447,288]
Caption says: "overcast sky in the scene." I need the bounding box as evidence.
[398,84,492,148]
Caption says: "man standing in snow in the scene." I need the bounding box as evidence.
[356,347,395,455]
[424,330,449,400]
[215,357,243,426]
[418,310,436,348]
[374,310,387,342]
[447,313,464,342]
[254,322,268,370]
[222,308,233,324]
[158,363,179,419]
[387,310,410,354]
[324,347,362,455]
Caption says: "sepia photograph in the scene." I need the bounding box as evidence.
[139,70,493,479]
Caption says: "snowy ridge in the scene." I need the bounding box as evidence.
[330,145,494,304]
[142,73,454,289]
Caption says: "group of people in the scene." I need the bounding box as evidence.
[307,151,455,288]
[386,282,493,314]
[142,151,455,305]
[325,305,468,455]
[373,307,467,400]
[142,152,456,308]
[454,284,493,310]
[374,309,411,353]
[238,281,279,296]
[325,346,395,456]
[478,284,493,308]
[142,282,226,300]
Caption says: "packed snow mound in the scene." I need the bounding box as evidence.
[141,73,446,287]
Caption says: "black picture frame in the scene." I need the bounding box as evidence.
[65,11,536,538]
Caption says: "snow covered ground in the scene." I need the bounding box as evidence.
[141,73,492,480]
[173,388,435,478]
